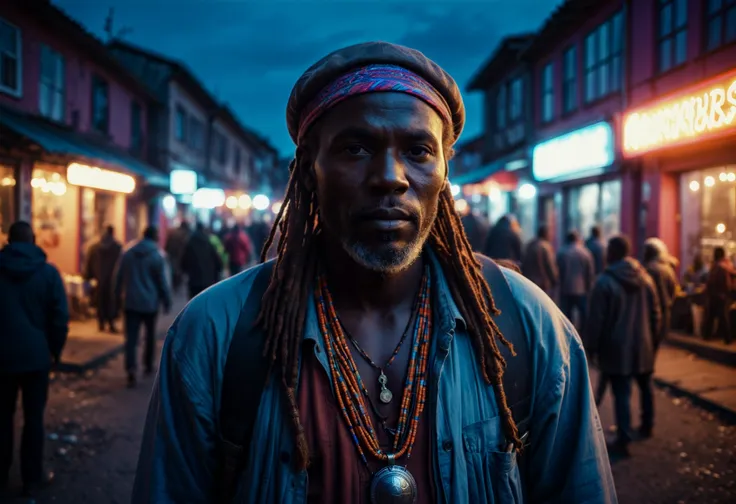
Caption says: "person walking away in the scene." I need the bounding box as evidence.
[459,207,489,252]
[224,223,254,275]
[585,225,606,276]
[208,226,229,277]
[181,222,223,299]
[522,224,558,298]
[684,253,709,336]
[133,42,616,503]
[643,238,679,350]
[84,225,122,332]
[585,235,661,457]
[114,226,171,388]
[0,221,68,496]
[703,246,734,344]
[164,221,190,294]
[482,214,523,264]
[246,217,270,259]
[557,230,595,328]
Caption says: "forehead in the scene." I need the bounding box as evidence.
[314,92,445,142]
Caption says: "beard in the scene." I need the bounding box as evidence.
[340,217,435,274]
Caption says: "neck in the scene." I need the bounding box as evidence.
[320,238,425,313]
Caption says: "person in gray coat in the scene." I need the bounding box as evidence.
[522,225,558,297]
[585,225,606,276]
[114,226,171,388]
[643,238,678,351]
[585,235,661,457]
[557,230,595,328]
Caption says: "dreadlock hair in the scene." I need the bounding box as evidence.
[256,145,522,473]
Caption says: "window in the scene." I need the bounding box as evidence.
[175,105,187,142]
[496,85,506,129]
[213,131,228,165]
[233,147,241,175]
[39,44,64,122]
[130,101,142,153]
[188,116,204,151]
[563,46,577,113]
[585,11,624,102]
[0,18,21,97]
[706,0,736,51]
[91,76,109,134]
[0,164,16,247]
[509,78,523,120]
[659,0,688,73]
[541,62,554,123]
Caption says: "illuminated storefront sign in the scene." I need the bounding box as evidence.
[170,169,198,195]
[532,121,614,182]
[192,188,225,209]
[623,68,736,157]
[66,163,136,194]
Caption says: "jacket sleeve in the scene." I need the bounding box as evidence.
[46,265,69,359]
[155,254,172,309]
[584,279,608,357]
[544,244,559,286]
[527,307,617,504]
[132,310,218,503]
[647,277,663,347]
[113,252,127,303]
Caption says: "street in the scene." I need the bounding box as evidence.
[2,349,734,504]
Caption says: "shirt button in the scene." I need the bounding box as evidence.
[442,440,453,452]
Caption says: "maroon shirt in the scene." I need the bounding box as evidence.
[298,349,435,503]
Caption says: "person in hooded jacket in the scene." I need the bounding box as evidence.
[585,235,661,457]
[522,224,558,297]
[643,238,679,351]
[0,221,68,495]
[84,225,122,333]
[114,226,172,388]
[181,222,223,299]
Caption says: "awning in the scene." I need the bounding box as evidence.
[0,106,169,189]
[450,159,504,186]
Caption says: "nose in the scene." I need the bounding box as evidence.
[368,148,410,195]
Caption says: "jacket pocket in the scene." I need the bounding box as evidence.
[462,418,523,504]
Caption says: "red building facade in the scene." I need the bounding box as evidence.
[0,1,167,276]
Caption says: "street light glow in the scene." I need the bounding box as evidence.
[689,180,700,192]
[518,183,537,200]
[253,194,270,211]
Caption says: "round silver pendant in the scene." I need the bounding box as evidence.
[379,388,393,404]
[369,465,417,504]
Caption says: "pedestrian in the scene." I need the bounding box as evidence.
[643,237,679,351]
[459,207,489,252]
[482,214,523,264]
[132,41,616,503]
[180,222,223,299]
[164,220,190,294]
[84,225,122,333]
[585,225,606,276]
[703,246,734,344]
[224,223,255,275]
[557,230,595,328]
[521,224,558,297]
[0,221,69,496]
[113,226,171,388]
[246,217,270,259]
[585,235,661,457]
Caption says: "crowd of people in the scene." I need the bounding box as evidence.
[461,209,735,458]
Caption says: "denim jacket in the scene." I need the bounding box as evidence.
[132,254,617,503]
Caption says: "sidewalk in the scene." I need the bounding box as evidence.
[654,345,736,423]
[663,331,736,367]
[57,293,188,373]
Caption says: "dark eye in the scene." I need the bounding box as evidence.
[345,144,369,156]
[408,146,431,159]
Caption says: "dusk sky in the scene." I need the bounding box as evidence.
[54,0,562,155]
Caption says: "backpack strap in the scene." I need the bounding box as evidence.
[215,261,275,503]
[475,253,532,438]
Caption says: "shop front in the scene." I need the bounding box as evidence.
[532,120,625,247]
[622,67,736,273]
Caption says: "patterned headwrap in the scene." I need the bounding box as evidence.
[297,64,453,144]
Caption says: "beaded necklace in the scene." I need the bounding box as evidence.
[315,266,432,468]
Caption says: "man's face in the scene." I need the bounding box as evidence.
[310,92,447,274]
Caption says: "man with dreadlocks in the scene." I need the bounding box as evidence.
[133,42,616,504]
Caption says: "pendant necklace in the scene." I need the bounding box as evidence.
[316,266,432,504]
[341,302,417,405]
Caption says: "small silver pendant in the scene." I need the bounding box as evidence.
[378,371,392,404]
[370,465,417,504]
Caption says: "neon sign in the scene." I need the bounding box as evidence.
[532,121,614,182]
[623,69,736,156]
[67,163,136,194]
